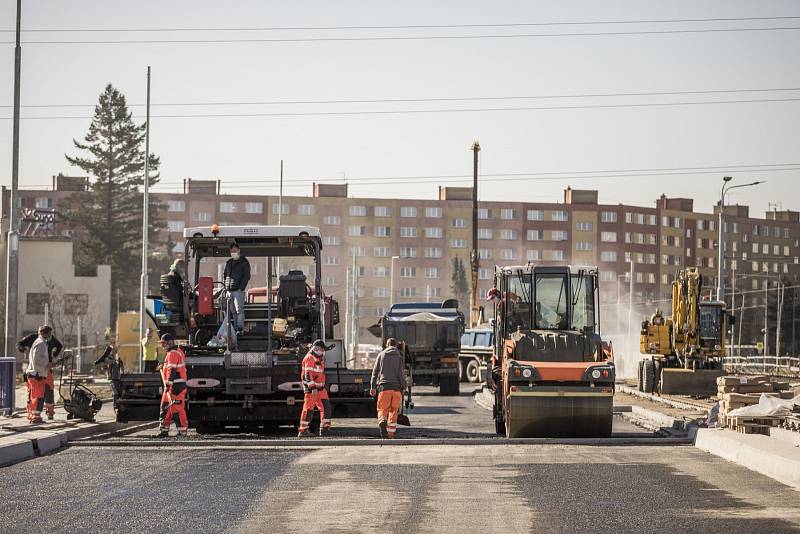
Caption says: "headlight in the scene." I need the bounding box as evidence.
[591,370,601,379]
[522,368,532,378]
[329,384,339,393]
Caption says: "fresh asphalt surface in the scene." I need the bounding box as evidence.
[2,384,799,533]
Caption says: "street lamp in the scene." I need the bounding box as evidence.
[717,177,765,301]
[390,255,400,306]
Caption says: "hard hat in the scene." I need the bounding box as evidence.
[312,339,334,351]
[160,333,174,342]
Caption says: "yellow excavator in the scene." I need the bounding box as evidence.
[638,267,732,395]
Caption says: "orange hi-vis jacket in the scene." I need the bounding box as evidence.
[161,348,187,395]
[301,351,326,394]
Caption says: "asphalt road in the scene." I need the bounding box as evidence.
[2,385,799,533]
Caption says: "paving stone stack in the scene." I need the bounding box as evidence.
[717,375,793,430]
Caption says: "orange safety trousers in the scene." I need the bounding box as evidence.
[160,388,188,432]
[299,388,332,431]
[377,389,403,438]
[26,376,46,422]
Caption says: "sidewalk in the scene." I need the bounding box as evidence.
[1,384,134,467]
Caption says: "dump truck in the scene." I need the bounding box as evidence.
[489,264,615,438]
[459,327,493,383]
[368,301,464,396]
[638,267,732,395]
[111,225,375,432]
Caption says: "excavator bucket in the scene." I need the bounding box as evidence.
[660,368,723,396]
[506,390,613,438]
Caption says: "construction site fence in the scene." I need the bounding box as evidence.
[724,355,800,377]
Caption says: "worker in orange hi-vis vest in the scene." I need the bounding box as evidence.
[370,338,407,439]
[157,334,189,438]
[297,340,333,437]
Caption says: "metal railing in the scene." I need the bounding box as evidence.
[724,355,800,377]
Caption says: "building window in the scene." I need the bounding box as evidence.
[192,211,212,222]
[551,231,568,241]
[636,213,645,225]
[450,239,467,248]
[500,209,517,220]
[373,246,390,257]
[324,236,341,246]
[500,249,517,260]
[600,271,616,282]
[400,287,416,297]
[600,232,617,243]
[424,247,443,258]
[400,227,417,238]
[64,294,89,315]
[551,211,568,222]
[500,229,517,240]
[400,247,417,258]
[324,276,338,286]
[479,248,492,259]
[425,267,441,279]
[425,206,443,218]
[576,222,593,232]
[648,215,657,226]
[167,200,185,212]
[374,266,390,278]
[576,242,593,251]
[400,206,417,218]
[547,250,565,261]
[478,268,493,280]
[34,197,53,209]
[348,246,368,257]
[220,202,237,213]
[323,256,340,266]
[374,226,391,237]
[272,203,290,215]
[244,202,262,214]
[400,267,417,278]
[26,293,50,314]
[600,250,617,262]
[348,225,366,236]
[526,249,542,261]
[348,205,366,217]
[323,215,341,225]
[167,221,185,232]
[375,206,392,217]
[373,287,390,298]
[478,208,490,220]
[478,228,493,239]
[648,234,657,245]
[697,220,706,231]
[527,230,542,241]
[298,204,316,216]
[527,210,544,221]
[425,227,443,238]
[601,211,617,223]
[451,218,467,228]
[626,213,634,224]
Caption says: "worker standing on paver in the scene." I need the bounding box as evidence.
[370,338,407,439]
[141,328,159,373]
[298,340,333,437]
[19,326,62,421]
[25,326,53,424]
[157,334,188,437]
[223,243,250,334]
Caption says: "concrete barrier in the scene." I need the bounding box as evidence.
[695,428,800,490]
[0,437,35,467]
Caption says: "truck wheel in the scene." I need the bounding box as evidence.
[641,360,655,393]
[439,375,460,396]
[459,360,467,382]
[466,359,481,383]
[494,386,505,435]
[637,360,645,391]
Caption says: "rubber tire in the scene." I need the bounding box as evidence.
[458,360,467,382]
[439,375,460,396]
[466,359,481,383]
[641,359,655,393]
[637,360,645,392]
[494,386,505,435]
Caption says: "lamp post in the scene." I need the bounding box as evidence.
[717,177,764,302]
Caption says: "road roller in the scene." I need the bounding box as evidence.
[488,265,615,438]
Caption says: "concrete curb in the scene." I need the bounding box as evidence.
[0,438,35,467]
[695,428,800,490]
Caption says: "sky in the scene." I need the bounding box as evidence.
[1,0,799,215]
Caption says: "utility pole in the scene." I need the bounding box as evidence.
[469,141,480,327]
[275,160,283,278]
[776,281,784,359]
[627,261,635,357]
[4,0,22,361]
[764,278,769,371]
[138,66,152,372]
[717,177,732,301]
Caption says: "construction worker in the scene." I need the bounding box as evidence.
[157,334,188,437]
[223,243,250,334]
[25,326,53,424]
[141,327,159,373]
[19,327,62,420]
[370,338,407,439]
[298,339,333,437]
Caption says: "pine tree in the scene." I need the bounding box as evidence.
[61,84,163,323]
[450,256,470,309]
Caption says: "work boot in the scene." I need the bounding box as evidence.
[29,417,43,425]
[319,425,331,437]
[297,429,311,438]
[46,412,54,421]
[378,420,388,439]
[156,428,170,438]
